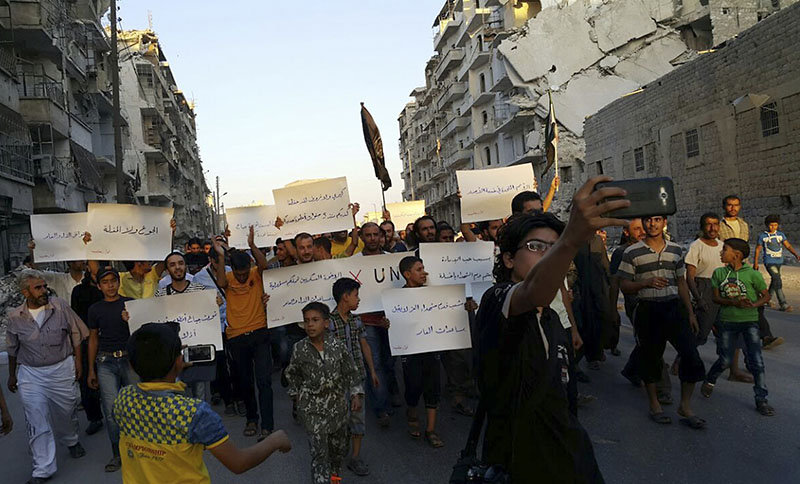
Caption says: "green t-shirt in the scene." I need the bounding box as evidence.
[711,264,767,323]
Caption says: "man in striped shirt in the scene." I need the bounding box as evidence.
[618,215,706,428]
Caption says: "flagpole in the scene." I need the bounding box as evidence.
[381,186,387,212]
[548,89,559,193]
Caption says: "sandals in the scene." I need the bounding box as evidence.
[649,411,672,425]
[453,400,474,417]
[243,422,258,437]
[679,415,706,429]
[406,410,421,440]
[425,430,444,448]
[657,393,673,405]
[700,382,714,398]
[756,401,775,416]
[257,429,271,442]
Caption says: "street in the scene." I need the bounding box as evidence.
[1,307,799,483]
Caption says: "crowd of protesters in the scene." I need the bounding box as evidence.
[2,175,798,484]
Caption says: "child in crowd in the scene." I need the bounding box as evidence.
[113,323,290,484]
[702,238,774,416]
[329,278,381,477]
[399,256,446,448]
[285,302,364,484]
[754,214,799,312]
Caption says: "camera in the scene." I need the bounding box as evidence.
[182,344,215,364]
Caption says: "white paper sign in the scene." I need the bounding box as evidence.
[226,205,280,249]
[457,164,536,223]
[262,252,406,327]
[419,241,494,287]
[273,177,352,236]
[386,200,426,231]
[125,290,223,350]
[31,213,88,262]
[86,204,173,260]
[382,285,472,356]
[363,211,381,224]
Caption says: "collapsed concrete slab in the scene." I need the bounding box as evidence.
[594,0,658,52]
[613,35,689,85]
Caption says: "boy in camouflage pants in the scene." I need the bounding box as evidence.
[286,302,364,484]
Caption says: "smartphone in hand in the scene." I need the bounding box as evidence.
[594,177,677,219]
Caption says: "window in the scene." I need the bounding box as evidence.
[484,146,492,166]
[560,166,573,183]
[685,129,700,158]
[479,73,486,93]
[482,110,488,126]
[760,102,779,137]
[596,160,604,175]
[494,143,500,165]
[634,147,645,172]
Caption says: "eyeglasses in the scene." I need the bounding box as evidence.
[517,239,554,253]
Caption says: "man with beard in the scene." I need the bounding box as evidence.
[380,220,407,253]
[155,252,214,399]
[7,269,89,483]
[26,239,85,301]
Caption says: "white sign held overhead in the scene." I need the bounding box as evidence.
[262,253,407,328]
[382,285,472,356]
[86,204,173,261]
[419,241,495,298]
[125,290,223,350]
[273,177,352,237]
[457,164,536,223]
[31,213,88,263]
[385,200,426,231]
[225,205,280,249]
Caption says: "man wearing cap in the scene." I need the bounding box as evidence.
[6,269,90,484]
[86,267,137,473]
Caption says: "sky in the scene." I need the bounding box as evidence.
[120,0,439,215]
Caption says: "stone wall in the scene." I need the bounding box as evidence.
[584,2,800,244]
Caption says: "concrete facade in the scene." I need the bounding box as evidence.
[584,2,800,243]
[118,30,211,244]
[399,0,798,225]
[0,0,126,274]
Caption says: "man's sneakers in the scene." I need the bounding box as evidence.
[347,457,370,476]
[763,336,785,350]
[105,455,122,473]
[85,420,103,435]
[68,442,86,459]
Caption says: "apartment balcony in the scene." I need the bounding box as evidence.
[469,90,496,111]
[433,15,463,52]
[490,68,513,93]
[10,0,62,57]
[434,48,465,82]
[17,69,69,138]
[497,109,537,134]
[436,81,467,110]
[0,42,15,76]
[446,146,473,168]
[440,114,469,139]
[457,43,491,81]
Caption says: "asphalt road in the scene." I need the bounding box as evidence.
[2,306,799,484]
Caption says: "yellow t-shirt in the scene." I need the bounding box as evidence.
[119,268,160,299]
[114,382,229,484]
[225,266,267,338]
[331,238,364,257]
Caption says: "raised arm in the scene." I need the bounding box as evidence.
[508,177,629,316]
[248,226,269,272]
[543,176,560,213]
[213,237,229,289]
[460,223,478,242]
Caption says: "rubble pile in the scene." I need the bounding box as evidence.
[0,272,24,352]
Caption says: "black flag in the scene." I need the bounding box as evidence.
[361,103,392,191]
[543,90,559,175]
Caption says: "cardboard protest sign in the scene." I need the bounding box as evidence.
[382,285,472,356]
[457,164,536,223]
[225,205,280,249]
[86,204,173,261]
[273,177,352,236]
[386,200,426,231]
[125,290,223,350]
[262,252,406,327]
[31,213,87,262]
[419,241,494,287]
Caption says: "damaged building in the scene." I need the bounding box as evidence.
[0,0,126,274]
[118,30,212,244]
[399,0,798,226]
[584,2,800,243]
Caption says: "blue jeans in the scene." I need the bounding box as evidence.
[706,322,768,402]
[364,325,398,417]
[765,264,787,308]
[96,355,139,455]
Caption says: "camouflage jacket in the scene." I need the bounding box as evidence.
[285,333,363,432]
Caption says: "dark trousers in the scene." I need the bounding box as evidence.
[212,333,238,405]
[441,349,472,401]
[364,325,399,417]
[402,353,441,409]
[79,341,102,422]
[228,328,274,430]
[633,300,705,384]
